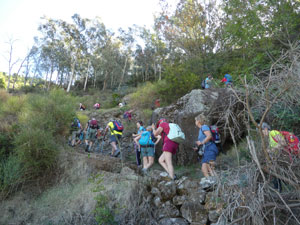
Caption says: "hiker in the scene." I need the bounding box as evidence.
[134,126,161,174]
[84,118,100,152]
[69,118,82,147]
[79,103,86,111]
[194,114,219,182]
[155,99,160,108]
[152,118,178,180]
[132,121,146,167]
[123,110,133,122]
[104,119,123,157]
[93,103,100,109]
[262,122,299,157]
[221,74,232,87]
[118,102,124,108]
[205,75,213,89]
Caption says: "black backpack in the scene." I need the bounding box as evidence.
[201,80,206,89]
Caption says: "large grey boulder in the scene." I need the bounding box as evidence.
[159,217,189,225]
[180,202,208,224]
[151,88,245,165]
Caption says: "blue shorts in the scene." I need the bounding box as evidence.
[109,134,122,143]
[141,146,155,158]
[201,142,218,164]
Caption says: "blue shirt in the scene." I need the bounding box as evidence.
[205,77,211,89]
[138,126,146,134]
[198,125,210,142]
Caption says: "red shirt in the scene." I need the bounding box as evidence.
[159,122,170,142]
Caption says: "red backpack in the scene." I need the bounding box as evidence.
[280,131,299,155]
[113,120,123,132]
[90,119,98,129]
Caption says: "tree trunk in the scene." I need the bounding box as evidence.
[159,63,162,81]
[118,57,128,90]
[102,71,109,91]
[47,64,54,91]
[67,60,76,93]
[84,60,90,91]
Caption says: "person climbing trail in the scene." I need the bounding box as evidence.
[79,103,86,110]
[152,118,179,180]
[104,119,123,157]
[134,126,161,174]
[69,118,82,147]
[221,74,233,87]
[194,114,219,184]
[132,121,146,168]
[84,118,100,152]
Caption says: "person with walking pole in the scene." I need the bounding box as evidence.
[104,119,123,157]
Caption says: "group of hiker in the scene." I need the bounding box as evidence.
[202,73,233,89]
[70,105,299,185]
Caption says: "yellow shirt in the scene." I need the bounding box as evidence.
[269,130,284,148]
[107,121,122,135]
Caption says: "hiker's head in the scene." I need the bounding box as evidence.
[137,121,143,128]
[146,126,152,131]
[156,118,167,128]
[262,122,271,136]
[195,114,207,128]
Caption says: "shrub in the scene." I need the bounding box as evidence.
[1,95,26,116]
[129,82,159,109]
[0,155,23,194]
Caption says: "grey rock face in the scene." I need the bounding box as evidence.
[151,88,245,165]
[180,202,208,224]
[158,217,189,225]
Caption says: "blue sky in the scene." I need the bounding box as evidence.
[0,0,162,73]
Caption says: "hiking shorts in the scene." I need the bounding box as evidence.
[71,130,80,140]
[201,142,218,164]
[86,128,97,142]
[141,146,155,158]
[109,134,122,143]
[162,139,179,155]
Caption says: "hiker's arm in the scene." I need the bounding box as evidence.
[200,130,212,145]
[134,134,141,146]
[152,124,163,136]
[154,135,161,145]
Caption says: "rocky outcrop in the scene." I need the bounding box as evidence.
[125,169,225,225]
[151,88,245,165]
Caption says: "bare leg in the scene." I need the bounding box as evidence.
[209,161,217,176]
[110,141,117,155]
[202,163,210,177]
[159,151,174,179]
[145,156,154,169]
[143,157,149,169]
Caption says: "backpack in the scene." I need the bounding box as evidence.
[167,123,185,143]
[139,131,155,147]
[71,118,80,129]
[276,131,299,155]
[201,80,206,89]
[224,74,232,82]
[90,119,98,129]
[113,120,124,132]
[210,125,221,144]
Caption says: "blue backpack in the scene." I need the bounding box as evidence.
[113,120,124,132]
[224,74,232,82]
[139,131,155,147]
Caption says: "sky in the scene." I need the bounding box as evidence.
[0,0,162,73]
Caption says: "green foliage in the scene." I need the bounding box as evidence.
[0,155,23,193]
[129,82,159,109]
[1,95,26,116]
[158,64,201,103]
[91,174,116,225]
[0,73,6,89]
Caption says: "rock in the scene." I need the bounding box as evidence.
[158,181,177,201]
[153,196,162,207]
[180,202,208,224]
[172,195,187,206]
[156,201,180,219]
[211,216,227,225]
[177,178,198,195]
[187,190,206,204]
[151,187,161,197]
[159,217,189,225]
[209,210,221,223]
[205,192,224,211]
[151,89,245,165]
[120,166,139,180]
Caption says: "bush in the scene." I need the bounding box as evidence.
[0,155,23,194]
[1,95,26,116]
[14,128,58,178]
[129,82,159,109]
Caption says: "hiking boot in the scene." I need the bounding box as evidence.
[173,174,178,181]
[142,168,148,175]
[85,145,89,152]
[114,149,120,157]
